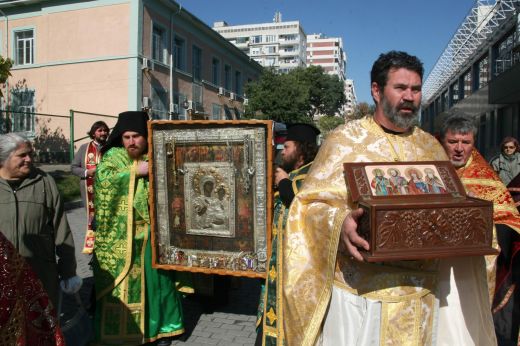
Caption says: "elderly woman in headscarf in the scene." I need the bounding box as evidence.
[0,133,80,308]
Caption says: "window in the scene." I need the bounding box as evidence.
[265,35,276,43]
[211,104,222,120]
[11,89,35,133]
[441,91,448,112]
[173,36,186,70]
[192,84,203,112]
[478,56,489,89]
[251,35,262,44]
[234,70,242,95]
[192,45,202,82]
[224,65,231,90]
[212,58,220,86]
[224,105,233,120]
[15,29,34,65]
[151,86,168,120]
[265,57,276,66]
[462,70,472,99]
[152,25,167,64]
[450,81,459,106]
[174,93,187,120]
[266,46,277,54]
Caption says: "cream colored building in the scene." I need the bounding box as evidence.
[0,0,262,159]
[213,12,306,74]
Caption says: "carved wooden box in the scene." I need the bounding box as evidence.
[343,161,498,262]
[148,120,273,278]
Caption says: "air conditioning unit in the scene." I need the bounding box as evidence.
[142,57,154,71]
[230,92,236,101]
[142,96,151,109]
[218,87,224,96]
[243,98,249,106]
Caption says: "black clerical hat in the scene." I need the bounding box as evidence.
[285,123,320,144]
[101,111,149,153]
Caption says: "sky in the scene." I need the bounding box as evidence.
[180,0,477,104]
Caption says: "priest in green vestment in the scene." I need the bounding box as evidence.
[256,123,320,346]
[93,111,184,345]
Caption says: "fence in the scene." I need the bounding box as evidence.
[0,109,116,164]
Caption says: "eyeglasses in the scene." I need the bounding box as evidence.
[504,146,516,149]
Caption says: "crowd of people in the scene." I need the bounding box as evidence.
[0,50,518,346]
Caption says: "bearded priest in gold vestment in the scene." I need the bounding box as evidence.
[282,51,497,346]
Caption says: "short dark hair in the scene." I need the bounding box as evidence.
[88,121,109,139]
[440,112,478,140]
[501,136,520,153]
[370,51,424,89]
[294,141,319,166]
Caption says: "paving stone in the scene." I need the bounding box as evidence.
[65,204,261,346]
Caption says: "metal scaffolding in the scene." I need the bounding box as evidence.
[423,0,519,103]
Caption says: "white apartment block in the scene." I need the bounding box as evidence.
[306,33,346,82]
[213,12,306,73]
[344,79,357,116]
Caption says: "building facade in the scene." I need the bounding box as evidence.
[213,12,306,74]
[306,33,346,81]
[344,79,357,117]
[0,0,262,154]
[422,0,520,159]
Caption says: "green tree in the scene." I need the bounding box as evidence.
[0,56,12,97]
[350,102,375,120]
[317,115,345,137]
[244,66,345,123]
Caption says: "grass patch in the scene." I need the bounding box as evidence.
[50,170,81,203]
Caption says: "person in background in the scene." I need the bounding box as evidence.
[0,133,81,309]
[71,120,109,254]
[281,51,496,345]
[440,113,519,346]
[93,111,184,345]
[490,136,520,186]
[256,123,320,346]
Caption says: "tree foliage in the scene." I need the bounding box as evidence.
[244,66,345,123]
[317,115,345,137]
[349,102,375,120]
[0,56,12,97]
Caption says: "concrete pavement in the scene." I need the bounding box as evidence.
[64,202,261,346]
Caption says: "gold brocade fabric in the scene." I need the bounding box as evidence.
[456,149,520,302]
[458,149,520,234]
[282,116,449,346]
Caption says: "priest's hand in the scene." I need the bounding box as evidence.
[274,167,289,186]
[340,208,369,261]
[137,161,149,177]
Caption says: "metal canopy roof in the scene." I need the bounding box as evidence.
[423,0,519,103]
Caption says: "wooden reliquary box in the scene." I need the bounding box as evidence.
[148,120,273,278]
[343,161,498,262]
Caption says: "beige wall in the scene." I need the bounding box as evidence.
[5,2,132,147]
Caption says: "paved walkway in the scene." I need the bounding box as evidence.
[64,203,261,346]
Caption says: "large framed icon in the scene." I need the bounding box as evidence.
[148,120,273,278]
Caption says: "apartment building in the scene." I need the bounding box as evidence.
[306,33,346,82]
[213,12,306,73]
[344,79,357,116]
[0,0,262,153]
